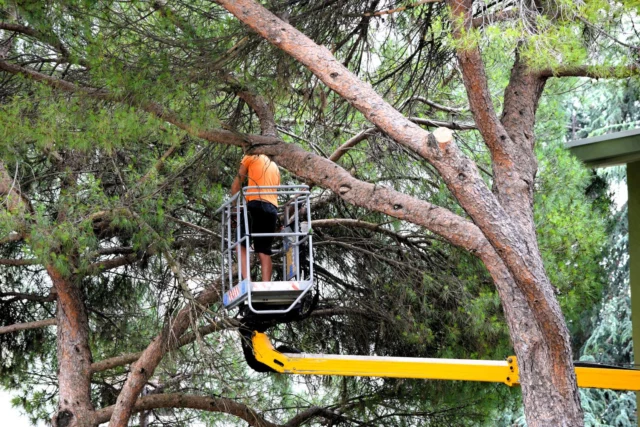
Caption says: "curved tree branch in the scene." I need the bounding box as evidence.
[86,253,140,273]
[106,278,223,426]
[0,318,56,334]
[409,116,476,130]
[538,64,640,79]
[94,393,278,427]
[0,291,55,303]
[328,127,375,162]
[401,96,467,114]
[284,406,345,427]
[0,22,86,66]
[471,9,518,29]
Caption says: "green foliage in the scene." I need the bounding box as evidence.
[579,202,636,427]
[535,144,608,337]
[0,0,636,425]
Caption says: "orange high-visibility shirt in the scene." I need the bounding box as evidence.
[241,155,280,206]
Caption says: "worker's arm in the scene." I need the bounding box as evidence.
[231,163,249,202]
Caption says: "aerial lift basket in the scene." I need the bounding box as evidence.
[216,185,314,314]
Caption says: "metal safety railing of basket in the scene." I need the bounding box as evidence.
[215,185,314,314]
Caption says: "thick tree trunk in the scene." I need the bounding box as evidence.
[498,52,582,424]
[449,0,582,421]
[478,249,582,426]
[48,266,95,427]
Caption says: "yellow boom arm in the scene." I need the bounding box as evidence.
[252,332,640,391]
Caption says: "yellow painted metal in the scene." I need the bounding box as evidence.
[252,333,640,391]
[575,366,640,391]
[252,333,518,386]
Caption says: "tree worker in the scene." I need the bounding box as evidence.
[231,153,281,282]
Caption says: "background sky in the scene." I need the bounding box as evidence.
[0,389,32,426]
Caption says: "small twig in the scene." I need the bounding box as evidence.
[577,15,640,52]
[409,117,476,130]
[165,215,220,238]
[345,0,443,18]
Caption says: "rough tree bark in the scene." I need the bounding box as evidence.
[48,266,96,427]
[214,0,582,425]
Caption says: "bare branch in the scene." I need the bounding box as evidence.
[91,352,142,374]
[95,247,135,256]
[94,393,278,427]
[328,128,375,162]
[0,23,39,39]
[312,218,416,245]
[284,406,345,427]
[237,89,277,137]
[0,258,38,266]
[87,253,139,272]
[345,0,443,18]
[401,96,467,114]
[316,240,423,273]
[166,215,221,238]
[0,291,55,303]
[576,16,640,52]
[409,117,476,130]
[310,307,382,321]
[0,318,56,334]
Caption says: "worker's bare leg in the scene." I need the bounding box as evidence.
[239,245,250,280]
[258,253,272,282]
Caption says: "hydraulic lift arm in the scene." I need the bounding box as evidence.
[252,332,640,391]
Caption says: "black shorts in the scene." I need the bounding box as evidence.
[240,200,278,255]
